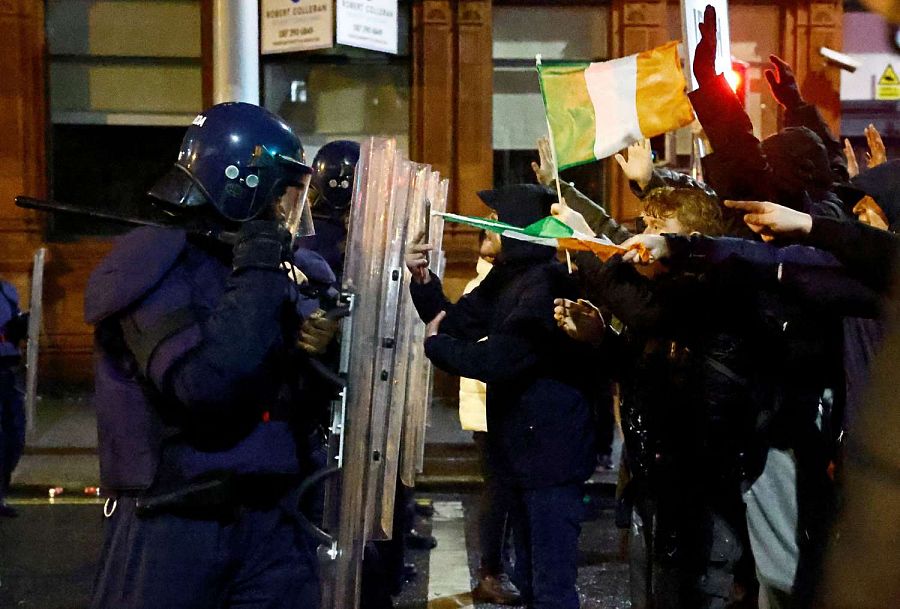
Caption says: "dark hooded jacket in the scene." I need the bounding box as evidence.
[830,160,900,430]
[689,74,847,220]
[572,249,765,492]
[409,185,598,488]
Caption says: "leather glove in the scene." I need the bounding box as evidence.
[232,220,292,272]
[298,309,339,354]
[764,55,803,109]
[693,5,719,88]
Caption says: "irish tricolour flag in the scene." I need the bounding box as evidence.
[435,212,648,262]
[537,41,695,170]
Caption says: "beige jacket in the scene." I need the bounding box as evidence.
[457,257,492,432]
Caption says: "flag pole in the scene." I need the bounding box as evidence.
[536,54,573,273]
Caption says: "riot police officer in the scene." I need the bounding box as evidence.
[85,102,320,609]
[302,139,361,275]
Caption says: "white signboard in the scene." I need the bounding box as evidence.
[261,0,333,55]
[336,0,399,55]
[681,0,733,91]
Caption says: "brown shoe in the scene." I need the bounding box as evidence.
[472,571,522,605]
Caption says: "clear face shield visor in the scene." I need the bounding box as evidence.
[276,174,315,244]
[251,146,316,244]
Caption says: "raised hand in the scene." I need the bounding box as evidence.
[764,55,803,109]
[865,123,887,169]
[531,137,556,186]
[693,4,719,87]
[553,298,606,344]
[724,199,812,242]
[405,229,433,284]
[843,138,860,179]
[614,139,654,190]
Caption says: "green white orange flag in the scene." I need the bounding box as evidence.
[537,41,695,170]
[435,212,647,262]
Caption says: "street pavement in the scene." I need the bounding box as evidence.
[0,490,629,609]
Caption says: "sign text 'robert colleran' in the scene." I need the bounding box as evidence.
[266,4,329,19]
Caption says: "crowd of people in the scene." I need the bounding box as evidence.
[404,7,898,609]
[0,4,896,609]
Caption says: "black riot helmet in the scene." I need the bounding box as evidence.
[309,140,361,223]
[148,102,314,241]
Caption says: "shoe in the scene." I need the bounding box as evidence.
[472,571,522,605]
[405,529,437,550]
[413,498,435,518]
[0,502,19,518]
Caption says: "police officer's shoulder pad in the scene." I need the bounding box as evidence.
[85,227,188,325]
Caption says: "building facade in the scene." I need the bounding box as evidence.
[1,0,850,386]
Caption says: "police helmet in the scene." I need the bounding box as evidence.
[309,140,360,221]
[149,102,314,238]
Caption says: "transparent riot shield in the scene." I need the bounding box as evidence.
[398,166,434,488]
[365,152,414,540]
[322,137,448,609]
[25,247,46,441]
[323,136,396,609]
[416,177,449,473]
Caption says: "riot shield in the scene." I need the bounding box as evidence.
[25,248,46,440]
[398,166,434,488]
[365,152,414,540]
[323,136,397,609]
[322,138,449,609]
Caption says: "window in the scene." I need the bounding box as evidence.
[492,5,609,205]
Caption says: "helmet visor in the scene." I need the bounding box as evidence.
[276,173,315,243]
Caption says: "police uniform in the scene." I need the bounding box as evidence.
[86,103,320,609]
[0,280,26,513]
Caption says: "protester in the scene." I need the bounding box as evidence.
[455,228,522,605]
[690,6,846,221]
[555,187,757,609]
[406,184,601,609]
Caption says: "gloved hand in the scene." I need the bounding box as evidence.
[764,55,803,109]
[232,220,292,272]
[5,312,29,344]
[298,309,340,354]
[693,5,719,88]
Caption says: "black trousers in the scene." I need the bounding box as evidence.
[473,432,515,575]
[510,483,584,609]
[0,366,25,502]
[91,495,319,609]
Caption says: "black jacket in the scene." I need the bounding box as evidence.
[689,75,846,220]
[574,252,763,488]
[410,251,599,488]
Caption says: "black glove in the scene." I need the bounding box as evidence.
[232,220,291,272]
[764,55,803,109]
[693,5,719,88]
[5,312,29,344]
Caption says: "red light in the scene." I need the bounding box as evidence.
[725,69,743,92]
[728,58,750,106]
